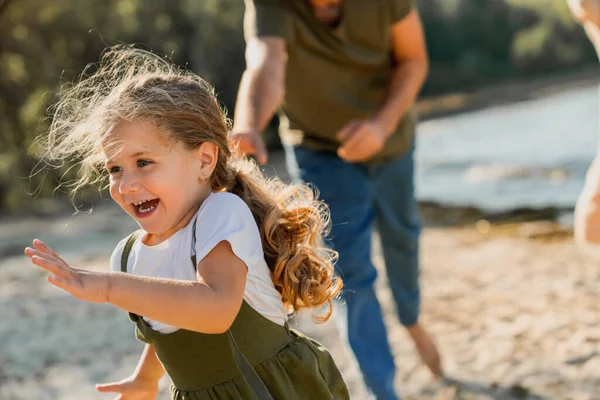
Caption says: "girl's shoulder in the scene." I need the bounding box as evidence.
[204,191,246,204]
[194,191,263,264]
[199,192,253,217]
[195,192,260,242]
[196,192,258,237]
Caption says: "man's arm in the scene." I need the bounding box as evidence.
[337,9,429,162]
[231,37,287,163]
[375,9,429,138]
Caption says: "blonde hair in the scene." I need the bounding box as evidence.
[35,45,342,321]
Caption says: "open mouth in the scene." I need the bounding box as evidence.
[131,199,160,218]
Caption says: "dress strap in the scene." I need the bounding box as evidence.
[121,230,142,273]
[191,217,197,268]
[120,230,143,322]
[227,331,274,400]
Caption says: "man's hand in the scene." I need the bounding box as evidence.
[336,119,387,163]
[229,131,268,164]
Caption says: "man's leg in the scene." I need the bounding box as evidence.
[372,145,443,377]
[287,145,398,400]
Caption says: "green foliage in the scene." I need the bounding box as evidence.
[420,0,596,93]
[0,0,597,213]
[0,0,245,214]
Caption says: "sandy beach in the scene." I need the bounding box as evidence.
[1,149,599,400]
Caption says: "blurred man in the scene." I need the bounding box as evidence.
[231,0,441,398]
[567,0,600,246]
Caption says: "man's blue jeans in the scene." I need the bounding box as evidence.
[285,143,421,400]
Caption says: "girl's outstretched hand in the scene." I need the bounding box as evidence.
[96,376,159,400]
[24,239,110,303]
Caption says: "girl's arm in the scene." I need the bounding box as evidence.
[96,344,163,397]
[25,240,247,334]
[132,344,165,381]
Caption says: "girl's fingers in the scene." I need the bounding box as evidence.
[31,255,70,277]
[32,239,68,264]
[25,248,64,269]
[25,247,71,271]
[24,247,34,258]
[96,382,127,393]
[25,248,64,267]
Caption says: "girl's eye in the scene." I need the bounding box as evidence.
[108,166,122,174]
[137,159,152,168]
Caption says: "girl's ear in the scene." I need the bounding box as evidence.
[195,142,219,179]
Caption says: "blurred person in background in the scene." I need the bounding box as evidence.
[567,0,600,247]
[231,0,442,398]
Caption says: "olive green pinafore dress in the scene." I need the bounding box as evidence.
[120,232,350,400]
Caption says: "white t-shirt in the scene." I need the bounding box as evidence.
[110,192,289,333]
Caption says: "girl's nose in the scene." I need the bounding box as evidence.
[119,172,140,194]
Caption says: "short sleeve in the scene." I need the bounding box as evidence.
[244,0,293,43]
[194,193,262,270]
[109,237,129,273]
[390,0,414,24]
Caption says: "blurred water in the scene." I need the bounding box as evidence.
[416,84,600,211]
[3,85,599,259]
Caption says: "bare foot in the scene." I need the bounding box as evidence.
[406,322,443,378]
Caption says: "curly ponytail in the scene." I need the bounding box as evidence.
[225,157,342,322]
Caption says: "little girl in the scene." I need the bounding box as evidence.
[24,45,349,400]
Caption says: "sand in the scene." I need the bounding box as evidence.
[1,151,598,400]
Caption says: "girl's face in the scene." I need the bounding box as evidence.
[103,120,208,243]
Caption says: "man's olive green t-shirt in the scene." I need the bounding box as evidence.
[244,0,417,165]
